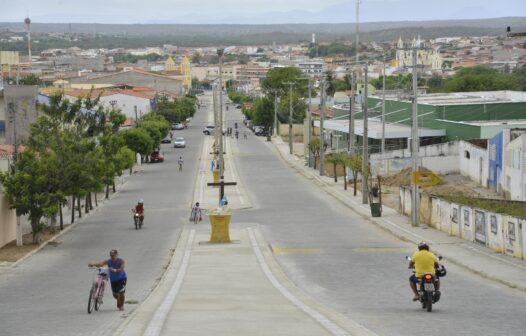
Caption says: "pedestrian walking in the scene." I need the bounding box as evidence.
[178,156,184,172]
[243,130,247,139]
[190,202,202,224]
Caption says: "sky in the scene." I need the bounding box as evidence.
[0,0,525,24]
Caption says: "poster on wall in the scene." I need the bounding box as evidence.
[464,209,470,227]
[452,207,458,224]
[506,222,515,254]
[475,210,486,244]
[490,215,498,235]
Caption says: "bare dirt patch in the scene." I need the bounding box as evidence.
[0,226,68,263]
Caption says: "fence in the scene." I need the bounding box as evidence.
[399,186,526,260]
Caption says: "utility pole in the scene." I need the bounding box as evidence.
[355,0,360,63]
[134,105,138,126]
[319,79,326,176]
[213,83,219,156]
[362,64,369,204]
[282,82,295,155]
[348,71,355,153]
[411,49,420,227]
[381,54,386,175]
[273,91,278,136]
[218,48,225,179]
[306,77,313,167]
[7,101,22,246]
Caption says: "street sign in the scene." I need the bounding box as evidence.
[412,171,441,187]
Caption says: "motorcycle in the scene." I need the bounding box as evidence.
[406,256,446,312]
[131,209,143,230]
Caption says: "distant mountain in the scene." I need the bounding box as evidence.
[1,17,525,45]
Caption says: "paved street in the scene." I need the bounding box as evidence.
[2,93,526,336]
[0,95,211,336]
[225,108,526,336]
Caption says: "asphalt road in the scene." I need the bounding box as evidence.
[0,95,211,336]
[226,109,526,336]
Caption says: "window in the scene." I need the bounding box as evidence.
[464,150,470,159]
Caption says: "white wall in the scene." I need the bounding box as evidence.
[371,141,458,160]
[65,93,152,120]
[503,134,526,201]
[459,140,489,187]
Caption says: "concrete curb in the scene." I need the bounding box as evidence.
[113,229,186,336]
[9,171,135,268]
[250,226,378,336]
[269,138,526,293]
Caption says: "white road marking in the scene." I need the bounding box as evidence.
[248,228,371,336]
[226,137,244,205]
[143,229,195,336]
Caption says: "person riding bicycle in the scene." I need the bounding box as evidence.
[178,156,184,171]
[88,249,127,311]
[135,199,145,225]
[408,241,440,301]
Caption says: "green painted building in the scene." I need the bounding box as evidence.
[333,91,526,141]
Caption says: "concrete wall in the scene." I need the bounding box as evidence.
[65,93,152,120]
[0,193,16,248]
[502,134,526,201]
[459,140,489,187]
[4,85,39,145]
[370,155,458,176]
[399,187,526,260]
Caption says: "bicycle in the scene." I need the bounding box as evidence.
[178,160,184,172]
[87,267,109,313]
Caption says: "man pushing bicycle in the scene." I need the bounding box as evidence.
[89,249,127,311]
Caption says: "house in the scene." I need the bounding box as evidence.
[489,129,526,196]
[71,69,183,96]
[63,87,159,120]
[503,133,526,201]
[459,139,489,187]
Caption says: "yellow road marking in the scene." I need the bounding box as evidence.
[272,247,321,255]
[353,247,411,253]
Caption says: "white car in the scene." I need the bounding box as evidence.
[173,137,186,148]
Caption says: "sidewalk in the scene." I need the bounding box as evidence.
[271,136,526,292]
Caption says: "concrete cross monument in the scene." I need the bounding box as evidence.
[207,176,237,204]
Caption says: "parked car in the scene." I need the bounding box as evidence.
[161,135,172,144]
[150,151,164,163]
[236,105,242,109]
[172,123,185,130]
[253,125,264,133]
[203,126,215,135]
[254,127,269,136]
[203,126,226,135]
[173,137,186,148]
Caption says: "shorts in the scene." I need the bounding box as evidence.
[111,278,127,294]
[410,274,440,283]
[409,274,419,283]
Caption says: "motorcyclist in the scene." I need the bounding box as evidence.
[135,199,145,225]
[408,241,440,301]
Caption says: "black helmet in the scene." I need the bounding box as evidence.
[418,241,429,251]
[436,265,447,277]
[109,249,118,257]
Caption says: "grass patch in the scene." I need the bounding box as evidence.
[440,195,526,219]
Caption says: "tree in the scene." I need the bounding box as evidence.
[348,154,363,196]
[262,67,308,98]
[19,74,43,86]
[444,66,518,92]
[325,153,340,183]
[252,97,274,129]
[308,138,327,170]
[120,128,154,157]
[0,149,61,244]
[325,71,336,97]
[191,52,202,64]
